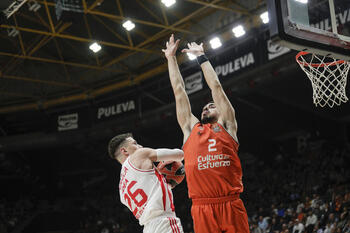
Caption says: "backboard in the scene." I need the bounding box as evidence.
[267,0,350,61]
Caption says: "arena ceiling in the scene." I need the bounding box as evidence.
[0,0,266,114]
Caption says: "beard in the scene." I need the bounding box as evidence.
[201,116,215,124]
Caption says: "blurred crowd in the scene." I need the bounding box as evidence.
[249,187,350,233]
[246,142,350,233]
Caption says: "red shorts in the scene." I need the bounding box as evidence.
[191,195,249,233]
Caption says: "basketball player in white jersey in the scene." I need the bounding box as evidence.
[108,133,184,233]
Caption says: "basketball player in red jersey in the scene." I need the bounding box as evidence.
[162,34,249,233]
[108,133,184,233]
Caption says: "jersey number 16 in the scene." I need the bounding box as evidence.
[124,180,148,217]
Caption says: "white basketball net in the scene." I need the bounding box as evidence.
[296,52,350,108]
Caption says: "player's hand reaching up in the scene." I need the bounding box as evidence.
[162,34,180,59]
[182,42,205,57]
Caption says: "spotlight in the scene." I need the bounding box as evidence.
[161,0,176,7]
[260,11,269,24]
[295,0,308,3]
[122,20,135,31]
[209,37,222,49]
[232,25,246,38]
[89,42,101,53]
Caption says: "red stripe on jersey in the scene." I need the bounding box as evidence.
[168,217,176,233]
[155,169,166,211]
[172,218,180,233]
[167,185,175,212]
[175,218,181,233]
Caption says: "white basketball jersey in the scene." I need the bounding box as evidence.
[119,157,176,226]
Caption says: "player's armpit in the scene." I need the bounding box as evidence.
[211,84,236,123]
[222,118,238,143]
[200,60,238,140]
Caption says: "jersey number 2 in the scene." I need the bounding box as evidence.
[208,139,217,152]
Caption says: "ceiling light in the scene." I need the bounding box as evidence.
[232,25,246,38]
[28,0,41,12]
[187,53,196,60]
[295,0,308,3]
[7,27,19,37]
[89,42,101,53]
[260,11,269,24]
[209,37,222,49]
[122,20,135,31]
[161,0,176,7]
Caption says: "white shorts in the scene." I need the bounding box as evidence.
[143,216,184,233]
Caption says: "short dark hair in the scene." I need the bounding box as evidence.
[108,133,133,159]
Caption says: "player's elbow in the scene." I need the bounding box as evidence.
[174,149,184,160]
[174,85,185,95]
[210,80,222,90]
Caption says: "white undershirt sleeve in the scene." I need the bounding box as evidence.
[155,148,184,162]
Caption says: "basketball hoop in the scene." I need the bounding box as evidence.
[296,51,350,108]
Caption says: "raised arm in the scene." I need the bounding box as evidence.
[182,42,238,141]
[162,35,198,142]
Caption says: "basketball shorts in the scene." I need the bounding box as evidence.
[143,216,184,233]
[191,195,249,233]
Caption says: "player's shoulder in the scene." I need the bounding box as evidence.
[128,148,156,169]
[217,121,239,144]
[132,148,155,159]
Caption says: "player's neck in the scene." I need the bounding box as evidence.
[118,155,128,164]
[201,120,218,125]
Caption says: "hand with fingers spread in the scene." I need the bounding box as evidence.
[162,34,180,59]
[181,42,205,57]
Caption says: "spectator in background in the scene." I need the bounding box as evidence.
[251,223,263,233]
[305,210,318,232]
[292,219,305,233]
[343,219,350,233]
[311,194,320,209]
[278,204,286,218]
[297,201,305,214]
[270,217,280,232]
[297,208,305,222]
[288,220,294,232]
[323,223,334,233]
[258,215,269,231]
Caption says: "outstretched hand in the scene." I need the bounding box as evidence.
[181,42,205,57]
[162,34,180,59]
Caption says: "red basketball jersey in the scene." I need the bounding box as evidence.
[183,122,243,199]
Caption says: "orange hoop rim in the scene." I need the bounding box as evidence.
[295,51,346,68]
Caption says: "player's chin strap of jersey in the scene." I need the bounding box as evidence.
[155,149,184,162]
